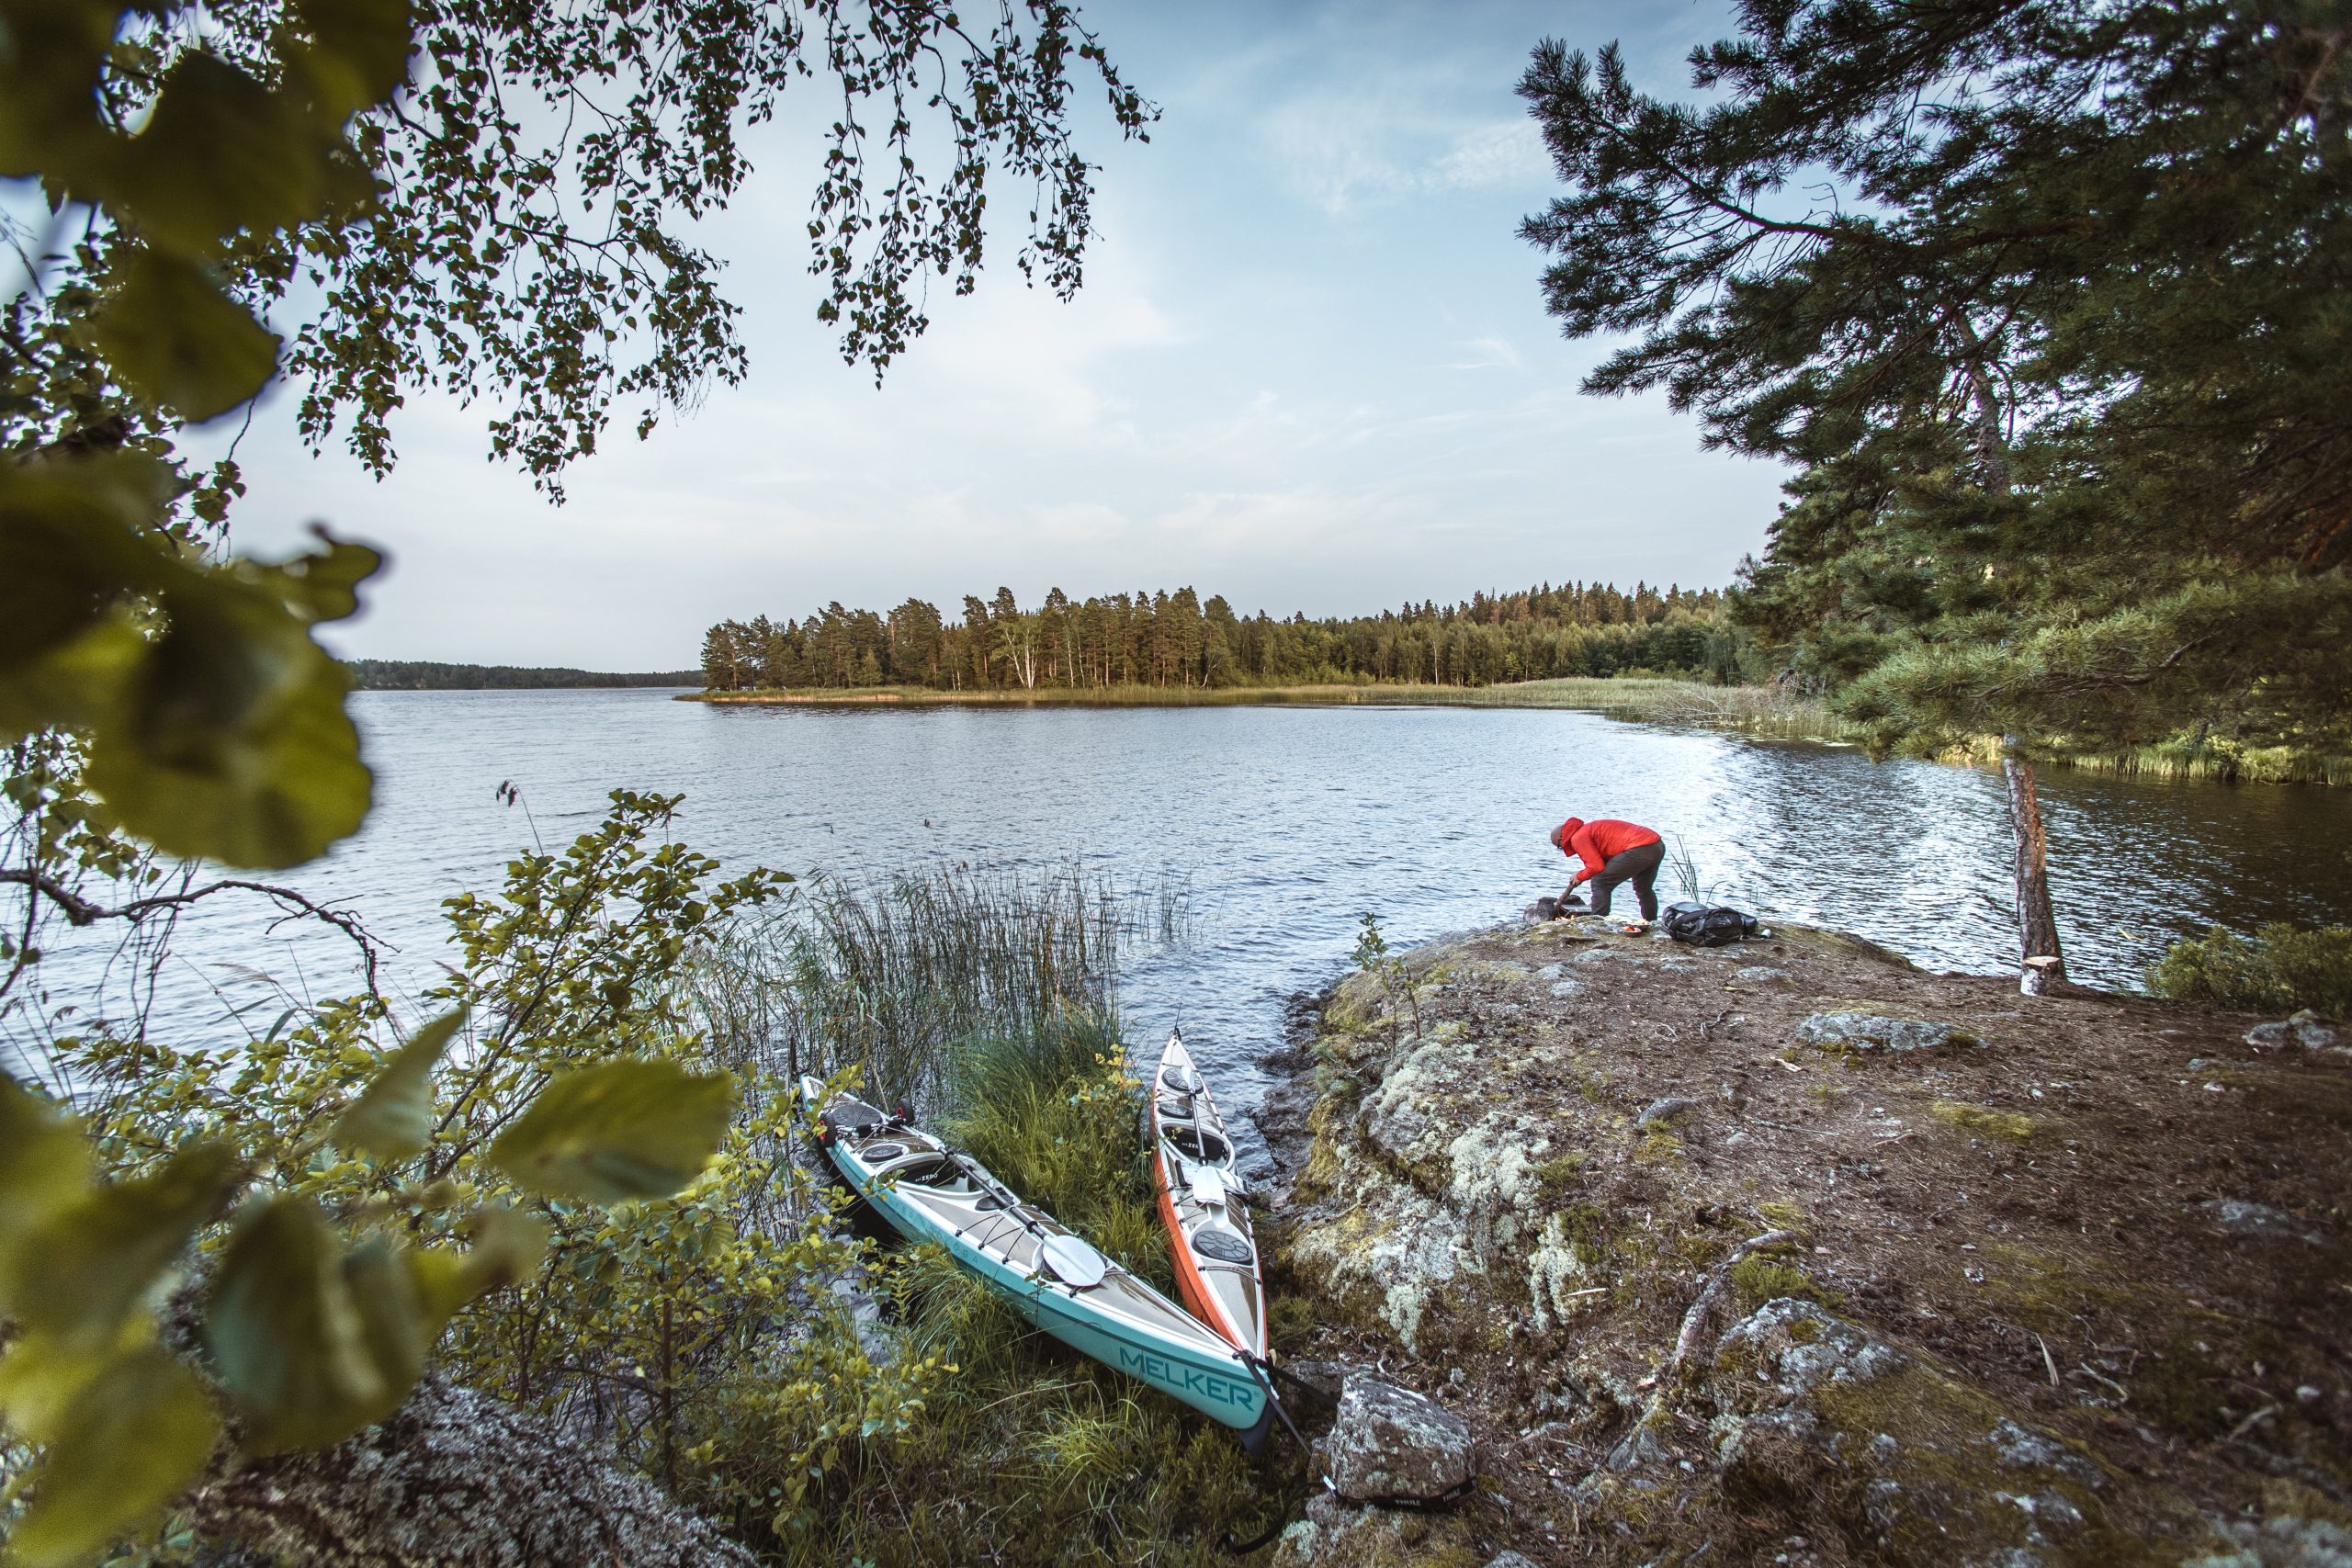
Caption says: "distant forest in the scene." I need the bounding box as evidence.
[700,581,1741,693]
[350,660,700,691]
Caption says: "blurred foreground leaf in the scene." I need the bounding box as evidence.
[490,1060,735,1203]
[85,249,283,423]
[107,52,329,254]
[0,1077,95,1239]
[208,1198,401,1451]
[0,1142,240,1347]
[1,1347,218,1567]
[84,537,379,870]
[332,1009,466,1160]
[291,0,414,118]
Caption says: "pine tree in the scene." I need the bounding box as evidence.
[1520,0,2352,990]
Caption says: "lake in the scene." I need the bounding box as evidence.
[24,690,2352,1117]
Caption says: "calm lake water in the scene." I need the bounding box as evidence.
[29,690,2352,1120]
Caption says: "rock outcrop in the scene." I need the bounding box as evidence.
[1261,917,2352,1565]
[1789,1008,1980,1054]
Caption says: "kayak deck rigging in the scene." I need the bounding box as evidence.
[799,1076,1273,1440]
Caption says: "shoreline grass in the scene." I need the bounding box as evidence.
[684,678,2352,784]
[684,674,1855,739]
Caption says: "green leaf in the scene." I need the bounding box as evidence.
[0,452,178,676]
[85,546,378,871]
[332,1009,465,1160]
[0,615,147,746]
[0,1142,241,1347]
[340,1239,430,1409]
[490,1060,735,1204]
[294,0,415,120]
[85,248,282,423]
[2,1346,218,1568]
[0,0,118,184]
[0,1076,93,1244]
[264,528,384,626]
[409,1205,548,1325]
[108,52,329,254]
[206,1197,418,1451]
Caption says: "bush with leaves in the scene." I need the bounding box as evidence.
[1,792,811,1559]
[3,0,1148,1555]
[2149,924,2352,1021]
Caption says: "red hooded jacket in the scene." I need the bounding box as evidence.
[1551,818,1662,886]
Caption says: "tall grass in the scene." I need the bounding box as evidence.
[941,1012,1170,1284]
[690,863,1187,1111]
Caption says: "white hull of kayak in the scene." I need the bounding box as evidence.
[1147,1030,1271,1359]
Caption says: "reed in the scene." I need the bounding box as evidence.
[689,863,1188,1111]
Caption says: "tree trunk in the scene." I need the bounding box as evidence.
[184,1371,756,1568]
[2002,738,2068,995]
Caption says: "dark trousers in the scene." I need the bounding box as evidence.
[1569,839,1664,920]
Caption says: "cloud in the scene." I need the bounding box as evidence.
[1430,118,1551,189]
[1446,333,1524,371]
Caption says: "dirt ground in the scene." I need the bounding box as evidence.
[1252,917,2352,1564]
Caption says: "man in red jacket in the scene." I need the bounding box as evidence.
[1552,817,1666,922]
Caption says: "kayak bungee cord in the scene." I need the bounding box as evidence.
[1219,1356,1324,1556]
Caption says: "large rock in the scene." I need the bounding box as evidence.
[2204,1197,2333,1247]
[1271,1490,1481,1567]
[1790,1010,1980,1055]
[1327,1376,1476,1504]
[1715,1297,1908,1399]
[2246,1010,2349,1057]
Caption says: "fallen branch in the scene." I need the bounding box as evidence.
[1667,1228,1801,1379]
[2,866,388,998]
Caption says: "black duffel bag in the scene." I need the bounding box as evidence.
[1660,901,1758,947]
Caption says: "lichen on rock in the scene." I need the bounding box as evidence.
[1790,1010,1982,1054]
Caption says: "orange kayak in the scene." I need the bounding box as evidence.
[1145,1030,1269,1359]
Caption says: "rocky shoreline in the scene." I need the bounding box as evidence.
[1250,916,2350,1566]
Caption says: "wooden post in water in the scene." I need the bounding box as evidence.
[2003,736,2067,995]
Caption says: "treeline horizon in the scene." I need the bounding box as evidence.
[700,580,1744,693]
[350,660,702,691]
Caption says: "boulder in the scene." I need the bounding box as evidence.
[1271,1490,1480,1567]
[2204,1198,2332,1247]
[2245,1010,2348,1057]
[1638,1096,1702,1128]
[1327,1376,1476,1504]
[1790,1010,1980,1055]
[1715,1297,1908,1399]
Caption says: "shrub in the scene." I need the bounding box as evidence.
[2149,923,2352,1019]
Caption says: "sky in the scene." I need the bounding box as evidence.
[196,0,1787,670]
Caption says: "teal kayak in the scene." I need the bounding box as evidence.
[797,1076,1273,1445]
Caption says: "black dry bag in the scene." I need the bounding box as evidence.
[1661,901,1758,948]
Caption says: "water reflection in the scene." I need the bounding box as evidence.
[26,692,2352,1111]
